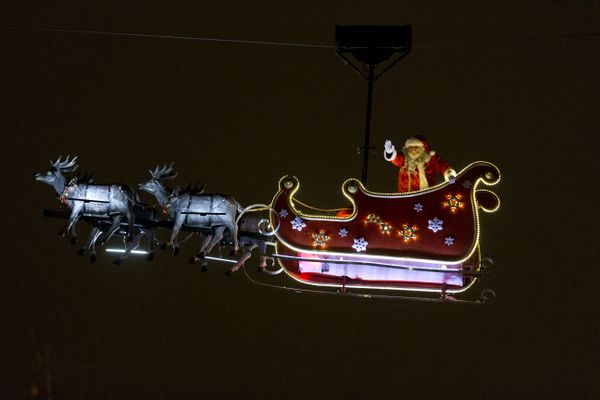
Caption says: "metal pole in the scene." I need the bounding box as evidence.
[361,63,375,184]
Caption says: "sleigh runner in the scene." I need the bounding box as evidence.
[270,161,500,293]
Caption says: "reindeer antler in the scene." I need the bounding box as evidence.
[149,162,178,180]
[50,155,78,172]
[192,182,207,195]
[76,170,95,184]
[183,182,206,194]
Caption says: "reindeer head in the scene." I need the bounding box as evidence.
[138,162,178,196]
[35,155,79,191]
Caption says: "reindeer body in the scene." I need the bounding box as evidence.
[139,163,241,258]
[62,184,138,216]
[167,192,240,243]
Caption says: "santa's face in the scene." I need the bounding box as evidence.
[406,146,424,159]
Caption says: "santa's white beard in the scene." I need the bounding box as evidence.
[404,149,429,170]
[403,149,431,189]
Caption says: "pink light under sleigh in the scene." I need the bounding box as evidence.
[270,161,500,294]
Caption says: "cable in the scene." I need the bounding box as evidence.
[414,31,600,49]
[3,27,335,49]
[3,26,599,50]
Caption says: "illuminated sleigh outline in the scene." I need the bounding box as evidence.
[269,161,500,298]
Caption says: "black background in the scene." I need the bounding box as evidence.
[2,2,599,399]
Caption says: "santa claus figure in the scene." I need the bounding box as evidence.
[384,135,457,192]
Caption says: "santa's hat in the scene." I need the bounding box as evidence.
[404,135,435,156]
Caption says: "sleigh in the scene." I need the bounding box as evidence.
[269,161,500,297]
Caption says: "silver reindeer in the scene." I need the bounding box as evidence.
[35,155,138,248]
[139,163,242,260]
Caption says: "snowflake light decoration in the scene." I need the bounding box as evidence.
[398,224,418,242]
[291,216,306,231]
[352,237,368,252]
[443,193,464,213]
[428,217,444,233]
[279,209,289,218]
[414,203,424,212]
[462,180,472,189]
[312,229,330,247]
[445,236,455,246]
[338,228,348,237]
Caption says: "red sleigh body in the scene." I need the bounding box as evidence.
[270,161,500,293]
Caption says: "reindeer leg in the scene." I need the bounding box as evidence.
[170,216,185,256]
[191,233,212,270]
[228,243,255,275]
[67,204,83,244]
[96,215,122,246]
[229,220,239,254]
[201,226,226,272]
[114,231,142,265]
[89,227,102,263]
[57,224,68,238]
[79,226,100,256]
[146,230,155,261]
[257,240,268,272]
[125,208,135,243]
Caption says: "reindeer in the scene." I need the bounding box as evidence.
[139,163,242,260]
[35,155,139,249]
[185,206,276,275]
[223,211,274,275]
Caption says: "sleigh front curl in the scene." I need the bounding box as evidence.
[270,161,500,293]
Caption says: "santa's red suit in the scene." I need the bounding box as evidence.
[385,136,455,193]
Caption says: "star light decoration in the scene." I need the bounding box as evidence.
[443,193,464,213]
[365,214,381,223]
[380,222,393,234]
[312,229,330,248]
[279,209,289,218]
[339,228,348,237]
[428,217,444,233]
[352,237,368,252]
[291,216,306,231]
[398,224,418,242]
[445,236,455,246]
[414,203,424,212]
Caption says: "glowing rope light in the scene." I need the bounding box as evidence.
[204,256,237,264]
[106,248,148,255]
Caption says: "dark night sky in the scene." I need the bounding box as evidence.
[1,2,599,399]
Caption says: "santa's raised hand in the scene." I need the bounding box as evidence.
[384,140,395,154]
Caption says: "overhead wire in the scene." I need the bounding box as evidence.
[3,26,600,50]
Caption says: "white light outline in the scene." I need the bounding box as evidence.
[475,189,502,213]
